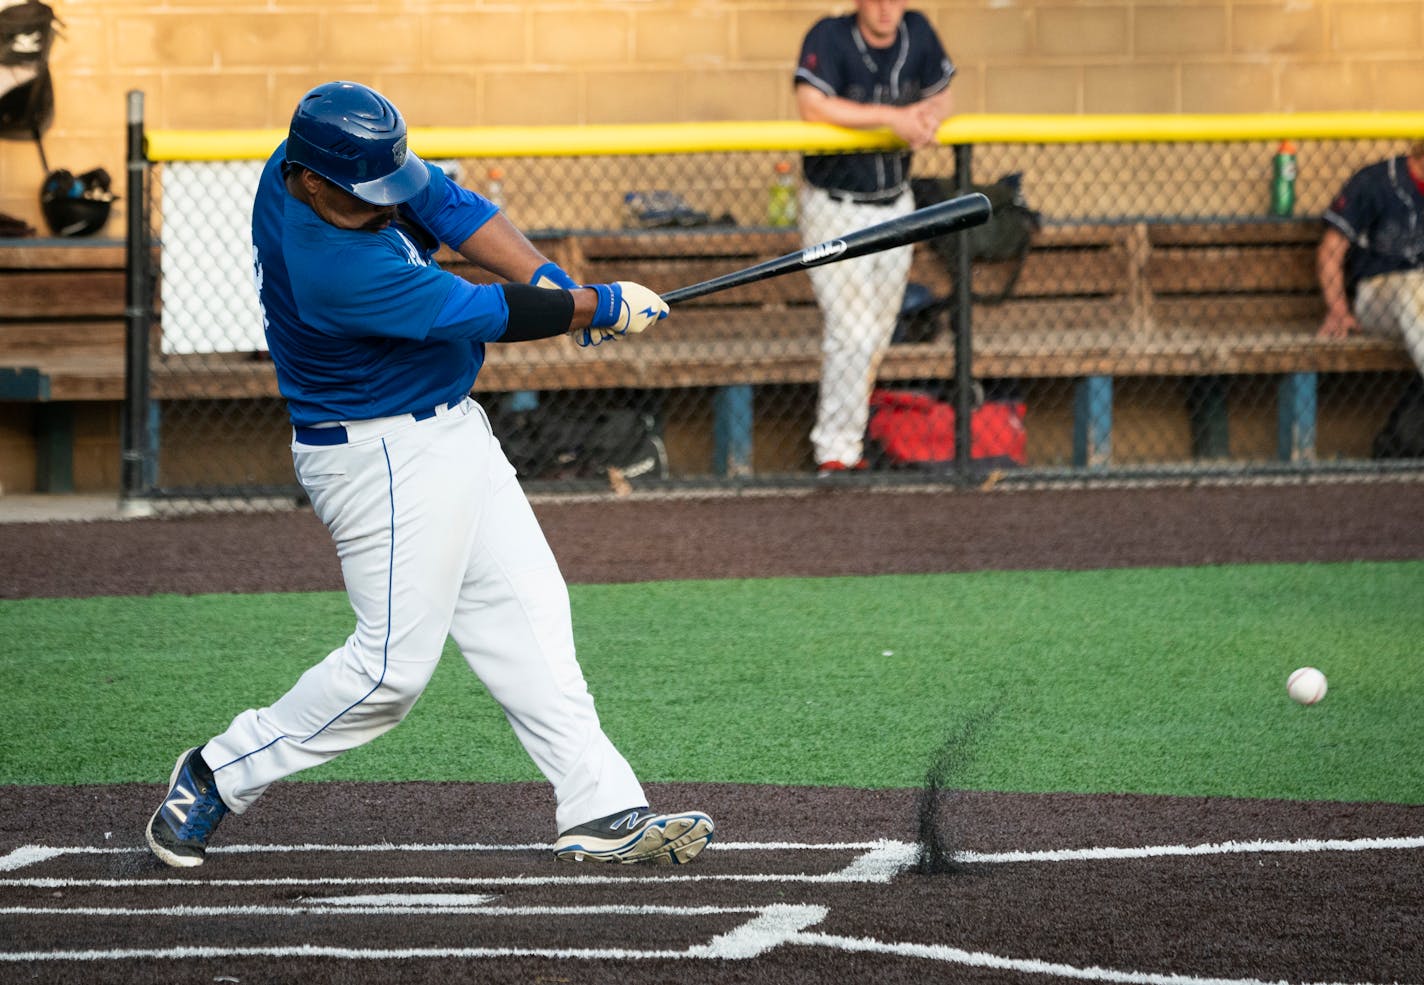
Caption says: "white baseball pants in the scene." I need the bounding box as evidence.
[201,397,646,834]
[1354,270,1424,374]
[799,185,916,467]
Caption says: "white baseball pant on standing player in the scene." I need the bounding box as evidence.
[799,184,916,467]
[201,397,646,835]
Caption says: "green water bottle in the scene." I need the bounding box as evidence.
[1270,141,1297,217]
[768,160,797,227]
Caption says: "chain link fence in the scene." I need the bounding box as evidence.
[124,116,1424,505]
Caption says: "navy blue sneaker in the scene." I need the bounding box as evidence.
[553,807,713,865]
[146,747,229,868]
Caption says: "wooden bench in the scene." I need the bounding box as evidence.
[938,218,1415,464]
[1,240,131,491]
[3,219,1412,487]
[470,218,1412,469]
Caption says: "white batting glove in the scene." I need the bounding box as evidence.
[590,281,669,337]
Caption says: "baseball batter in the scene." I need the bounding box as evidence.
[794,0,954,474]
[146,81,713,868]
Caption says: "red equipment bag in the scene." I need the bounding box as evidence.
[867,388,1026,467]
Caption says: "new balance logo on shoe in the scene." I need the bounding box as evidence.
[164,784,197,826]
[608,810,646,831]
[553,808,714,865]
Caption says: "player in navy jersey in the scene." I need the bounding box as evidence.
[147,81,713,870]
[795,0,954,475]
[1319,141,1424,378]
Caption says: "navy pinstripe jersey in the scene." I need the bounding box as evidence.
[794,11,954,200]
[1323,155,1424,291]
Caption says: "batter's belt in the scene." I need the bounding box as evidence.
[293,397,465,446]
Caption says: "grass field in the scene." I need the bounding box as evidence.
[2,560,1420,804]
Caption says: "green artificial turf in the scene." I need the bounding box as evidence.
[2,561,1420,803]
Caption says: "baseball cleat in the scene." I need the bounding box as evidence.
[553,807,714,865]
[146,746,230,868]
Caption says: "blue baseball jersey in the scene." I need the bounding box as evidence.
[794,11,954,199]
[252,141,507,426]
[1323,155,1424,293]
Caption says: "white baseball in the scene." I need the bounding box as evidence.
[1287,667,1328,705]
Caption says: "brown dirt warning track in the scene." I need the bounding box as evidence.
[2,481,1423,984]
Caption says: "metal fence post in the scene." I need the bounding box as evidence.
[952,142,974,481]
[121,90,155,503]
[1277,372,1318,462]
[1074,376,1114,468]
[713,384,754,477]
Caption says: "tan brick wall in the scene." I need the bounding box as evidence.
[1,0,1419,233]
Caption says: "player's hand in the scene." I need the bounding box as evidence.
[591,281,669,337]
[1317,307,1359,340]
[890,104,941,150]
[570,282,669,347]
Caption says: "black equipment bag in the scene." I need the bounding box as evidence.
[1373,376,1424,459]
[910,172,1041,304]
[493,405,668,485]
[0,1,60,155]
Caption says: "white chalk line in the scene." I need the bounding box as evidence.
[960,835,1424,864]
[0,840,914,888]
[0,845,67,871]
[0,943,687,962]
[786,931,1413,985]
[0,902,828,964]
[0,839,878,873]
[3,908,1416,985]
[0,839,880,870]
[4,836,1420,983]
[5,834,1422,887]
[0,902,761,919]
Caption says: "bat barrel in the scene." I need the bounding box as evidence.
[662,192,992,306]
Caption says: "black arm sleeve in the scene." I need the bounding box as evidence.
[497,283,576,342]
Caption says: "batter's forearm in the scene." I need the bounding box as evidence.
[456,212,556,284]
[498,283,579,342]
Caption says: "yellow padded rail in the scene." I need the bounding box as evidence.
[145,113,1424,163]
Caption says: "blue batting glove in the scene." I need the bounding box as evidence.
[531,262,579,291]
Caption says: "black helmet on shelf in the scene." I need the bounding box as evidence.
[39,166,115,237]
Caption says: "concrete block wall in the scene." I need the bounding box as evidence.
[1,0,1421,232]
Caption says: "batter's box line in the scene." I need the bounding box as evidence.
[4,837,1423,985]
[0,902,828,963]
[3,901,1421,985]
[0,839,915,886]
[5,833,1423,880]
[0,839,886,868]
[0,902,767,919]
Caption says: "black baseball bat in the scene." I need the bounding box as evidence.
[661,191,992,305]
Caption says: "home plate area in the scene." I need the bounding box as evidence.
[1,784,1422,985]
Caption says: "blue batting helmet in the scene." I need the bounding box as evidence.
[284,81,429,206]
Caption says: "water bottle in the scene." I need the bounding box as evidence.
[486,166,506,210]
[1270,141,1297,217]
[768,160,796,227]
